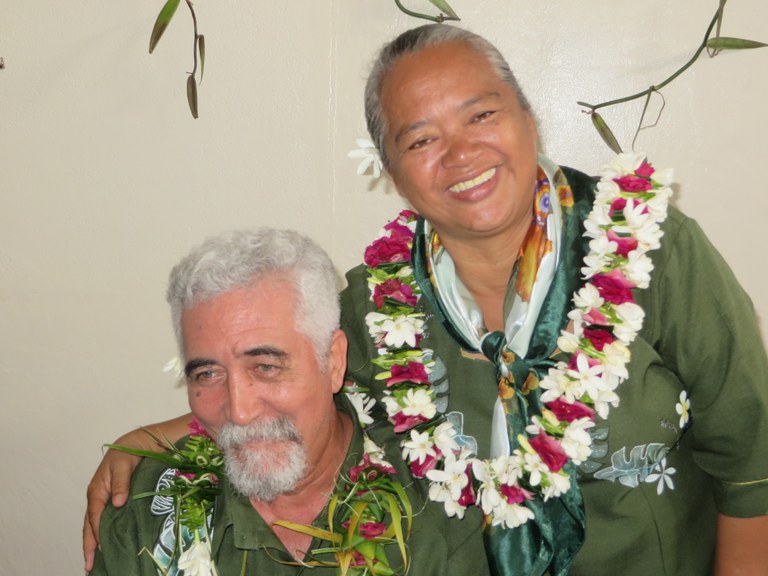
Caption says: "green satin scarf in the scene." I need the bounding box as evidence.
[412,163,593,576]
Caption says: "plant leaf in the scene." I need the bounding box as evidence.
[590,112,623,154]
[149,0,181,54]
[427,0,460,20]
[187,74,199,119]
[706,37,768,50]
[198,35,206,82]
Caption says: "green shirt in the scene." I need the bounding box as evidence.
[91,398,490,576]
[341,167,768,576]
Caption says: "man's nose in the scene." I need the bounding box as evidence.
[226,371,265,426]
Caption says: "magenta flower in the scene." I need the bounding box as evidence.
[349,453,396,483]
[373,278,417,308]
[583,326,615,351]
[613,174,653,192]
[500,483,534,505]
[528,432,569,472]
[364,236,411,268]
[591,270,635,305]
[390,412,429,433]
[409,452,440,478]
[609,197,627,217]
[188,418,212,438]
[607,230,639,257]
[384,219,414,240]
[458,472,476,506]
[386,361,430,387]
[545,399,595,423]
[634,162,655,178]
[358,521,388,540]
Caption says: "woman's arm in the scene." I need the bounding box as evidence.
[715,514,768,576]
[83,414,193,573]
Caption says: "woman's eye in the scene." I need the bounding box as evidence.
[408,137,432,150]
[473,110,495,122]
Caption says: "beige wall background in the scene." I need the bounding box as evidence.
[1,0,766,573]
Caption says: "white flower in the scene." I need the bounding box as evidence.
[540,470,572,501]
[645,457,676,495]
[560,420,594,463]
[346,391,375,426]
[573,283,604,310]
[402,429,437,464]
[427,452,469,501]
[432,420,460,454]
[601,341,631,380]
[365,312,390,344]
[348,138,383,178]
[567,354,605,399]
[380,315,425,348]
[540,369,585,405]
[177,539,215,576]
[623,251,654,289]
[522,452,548,487]
[399,387,437,419]
[613,302,645,344]
[163,356,184,382]
[496,501,535,528]
[675,390,691,429]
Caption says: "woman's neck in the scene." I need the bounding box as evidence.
[437,228,528,332]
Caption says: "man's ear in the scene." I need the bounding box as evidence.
[327,330,348,394]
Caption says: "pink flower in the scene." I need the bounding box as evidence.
[613,174,652,192]
[634,161,655,178]
[609,197,627,217]
[567,350,601,370]
[545,399,595,423]
[358,521,387,540]
[390,412,429,433]
[409,452,439,478]
[458,472,476,506]
[528,432,569,472]
[364,236,411,268]
[386,362,430,387]
[373,278,417,308]
[583,326,615,351]
[582,307,608,325]
[500,483,534,505]
[189,418,211,438]
[384,217,414,240]
[591,270,635,305]
[349,453,396,483]
[607,230,639,257]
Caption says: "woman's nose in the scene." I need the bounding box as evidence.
[442,133,481,168]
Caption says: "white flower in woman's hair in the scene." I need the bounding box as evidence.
[348,138,383,178]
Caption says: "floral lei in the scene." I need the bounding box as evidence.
[362,152,672,528]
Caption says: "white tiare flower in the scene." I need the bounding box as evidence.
[380,315,425,348]
[432,420,460,454]
[540,470,572,501]
[177,538,215,576]
[399,387,437,419]
[346,391,375,426]
[675,390,691,429]
[496,501,535,528]
[623,251,654,289]
[402,429,437,464]
[560,419,595,464]
[348,138,383,178]
[427,451,469,500]
[645,457,676,495]
[613,302,645,343]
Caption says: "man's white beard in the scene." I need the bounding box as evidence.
[217,417,307,502]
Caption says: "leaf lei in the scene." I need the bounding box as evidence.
[107,420,224,576]
[112,412,413,576]
[363,153,672,528]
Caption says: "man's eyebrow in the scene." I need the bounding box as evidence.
[184,358,217,377]
[393,92,502,145]
[242,345,288,360]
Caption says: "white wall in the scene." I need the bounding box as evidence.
[1,1,765,573]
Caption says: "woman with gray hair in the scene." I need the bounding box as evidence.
[85,24,768,576]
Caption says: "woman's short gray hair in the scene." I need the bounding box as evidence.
[364,24,532,167]
[166,228,340,368]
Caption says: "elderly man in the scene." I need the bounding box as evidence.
[90,228,489,576]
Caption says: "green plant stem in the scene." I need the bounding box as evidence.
[187,0,199,76]
[393,0,447,23]
[577,8,722,112]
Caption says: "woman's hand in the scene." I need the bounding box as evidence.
[82,414,193,573]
